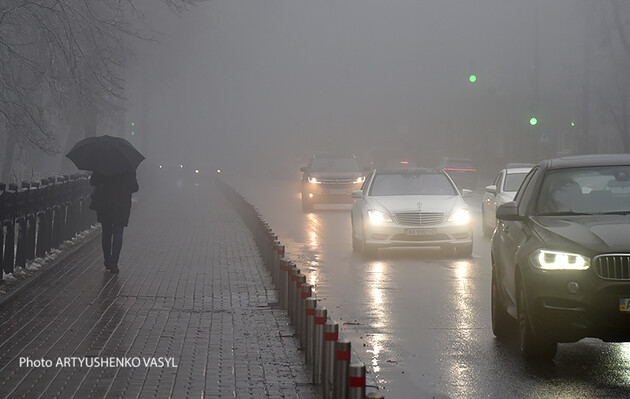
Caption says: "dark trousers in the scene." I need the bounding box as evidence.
[101,223,124,264]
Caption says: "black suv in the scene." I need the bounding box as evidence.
[300,154,365,211]
[492,154,630,360]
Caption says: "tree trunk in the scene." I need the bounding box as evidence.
[1,131,16,183]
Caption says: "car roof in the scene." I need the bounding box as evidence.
[505,167,533,174]
[539,154,630,170]
[375,167,443,174]
[310,153,357,159]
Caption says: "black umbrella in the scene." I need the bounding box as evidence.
[66,135,145,176]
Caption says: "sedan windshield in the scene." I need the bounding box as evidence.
[536,166,630,215]
[370,173,457,196]
[504,172,528,192]
[311,158,360,172]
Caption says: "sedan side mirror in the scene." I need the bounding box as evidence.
[461,189,472,197]
[351,190,363,199]
[300,166,307,172]
[496,201,523,221]
[485,185,497,195]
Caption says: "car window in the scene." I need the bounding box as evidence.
[515,169,539,215]
[310,158,360,172]
[504,172,529,192]
[535,166,630,215]
[369,173,457,196]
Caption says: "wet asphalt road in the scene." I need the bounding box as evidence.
[227,175,630,399]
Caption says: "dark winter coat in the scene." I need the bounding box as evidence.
[90,172,139,226]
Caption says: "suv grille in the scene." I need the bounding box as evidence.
[395,212,444,226]
[594,255,630,280]
[320,178,354,184]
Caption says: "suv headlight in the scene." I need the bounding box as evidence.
[354,176,365,183]
[448,209,470,225]
[308,177,321,184]
[530,249,590,270]
[367,210,392,225]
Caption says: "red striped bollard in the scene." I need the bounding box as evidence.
[313,306,328,384]
[278,258,289,308]
[295,274,306,338]
[334,339,351,399]
[323,319,339,399]
[299,283,312,346]
[305,297,317,364]
[348,362,366,399]
[288,265,299,325]
[275,244,285,289]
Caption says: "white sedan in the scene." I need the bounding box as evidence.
[481,166,532,237]
[351,168,473,257]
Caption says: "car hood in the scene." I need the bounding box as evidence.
[310,171,363,179]
[368,195,464,214]
[531,215,630,254]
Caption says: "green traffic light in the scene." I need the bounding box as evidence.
[131,122,135,126]
[131,131,135,136]
[529,117,538,126]
[571,121,575,127]
[469,75,477,83]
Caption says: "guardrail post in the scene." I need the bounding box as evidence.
[323,319,339,399]
[295,273,306,340]
[278,258,289,308]
[348,362,366,399]
[366,392,384,399]
[313,306,328,384]
[288,265,299,325]
[304,297,317,365]
[334,338,351,399]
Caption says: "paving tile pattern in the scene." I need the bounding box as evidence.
[0,180,316,398]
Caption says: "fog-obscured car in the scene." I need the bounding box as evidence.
[491,154,630,360]
[481,166,532,237]
[350,168,473,257]
[300,154,365,211]
[438,157,479,191]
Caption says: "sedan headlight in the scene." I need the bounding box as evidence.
[367,210,392,225]
[448,209,470,225]
[308,177,321,184]
[530,249,590,270]
[354,176,365,184]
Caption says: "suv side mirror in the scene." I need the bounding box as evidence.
[351,190,363,199]
[300,166,307,172]
[485,185,497,195]
[461,189,472,197]
[496,201,523,221]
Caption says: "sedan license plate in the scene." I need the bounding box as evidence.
[619,298,630,312]
[405,228,437,236]
[330,189,349,195]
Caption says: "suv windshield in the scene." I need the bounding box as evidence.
[536,166,630,215]
[310,158,360,172]
[370,173,457,196]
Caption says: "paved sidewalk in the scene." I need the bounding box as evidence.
[0,178,317,398]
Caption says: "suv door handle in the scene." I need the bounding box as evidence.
[501,225,509,233]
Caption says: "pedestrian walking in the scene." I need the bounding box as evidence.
[90,172,139,273]
[65,135,145,273]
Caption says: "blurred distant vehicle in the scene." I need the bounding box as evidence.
[365,148,418,170]
[350,168,473,257]
[491,154,630,360]
[438,157,479,191]
[157,162,203,188]
[300,154,365,211]
[481,166,532,237]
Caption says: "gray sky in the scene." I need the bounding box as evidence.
[128,0,588,174]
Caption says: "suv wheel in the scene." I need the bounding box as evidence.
[491,268,511,339]
[455,243,473,258]
[351,225,361,252]
[518,284,557,360]
[302,196,314,212]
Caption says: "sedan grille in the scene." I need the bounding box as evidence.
[594,255,630,280]
[320,178,354,184]
[395,212,445,226]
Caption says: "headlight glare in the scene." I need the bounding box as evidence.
[308,177,320,184]
[354,176,365,184]
[448,209,470,225]
[530,249,590,270]
[367,210,392,225]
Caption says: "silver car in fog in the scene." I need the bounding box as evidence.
[351,168,473,257]
[481,166,532,236]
